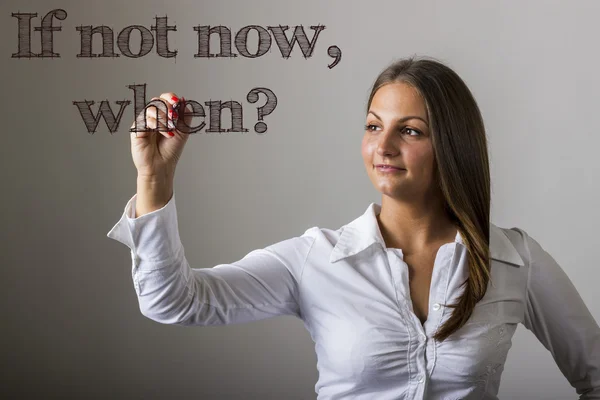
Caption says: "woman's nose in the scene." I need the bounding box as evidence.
[376,129,399,155]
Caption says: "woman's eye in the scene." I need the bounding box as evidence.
[402,127,421,136]
[364,124,421,136]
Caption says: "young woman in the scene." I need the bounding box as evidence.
[107,56,600,399]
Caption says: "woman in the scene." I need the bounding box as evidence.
[107,56,600,399]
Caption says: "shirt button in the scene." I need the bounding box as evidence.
[420,334,427,342]
[432,303,441,311]
[417,375,424,383]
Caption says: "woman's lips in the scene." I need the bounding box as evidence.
[376,165,405,173]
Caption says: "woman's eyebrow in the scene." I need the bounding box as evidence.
[368,110,429,127]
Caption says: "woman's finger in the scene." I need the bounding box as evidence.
[142,100,172,129]
[132,103,172,130]
[158,92,182,132]
[174,97,190,134]
[130,115,171,139]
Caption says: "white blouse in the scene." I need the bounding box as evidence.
[107,193,600,399]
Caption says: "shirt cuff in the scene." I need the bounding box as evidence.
[106,192,183,269]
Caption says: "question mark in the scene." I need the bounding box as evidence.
[246,87,278,134]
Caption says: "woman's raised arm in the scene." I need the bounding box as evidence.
[107,191,317,325]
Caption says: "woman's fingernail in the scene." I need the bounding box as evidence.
[168,131,175,137]
[171,95,179,103]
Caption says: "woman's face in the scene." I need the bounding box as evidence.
[362,82,436,202]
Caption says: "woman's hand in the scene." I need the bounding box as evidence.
[129,92,192,181]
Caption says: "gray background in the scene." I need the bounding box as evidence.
[2,0,599,398]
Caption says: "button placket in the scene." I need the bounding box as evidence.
[385,248,410,312]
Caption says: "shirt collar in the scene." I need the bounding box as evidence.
[329,202,525,267]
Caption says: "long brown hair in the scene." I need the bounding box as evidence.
[366,55,491,342]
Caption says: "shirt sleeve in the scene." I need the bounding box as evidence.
[106,192,317,326]
[520,229,600,399]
